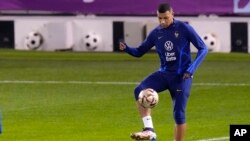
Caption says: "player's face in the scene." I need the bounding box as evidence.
[157,10,174,28]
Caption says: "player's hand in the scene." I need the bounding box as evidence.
[119,42,126,51]
[183,72,192,79]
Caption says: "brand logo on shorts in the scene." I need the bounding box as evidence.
[176,89,182,92]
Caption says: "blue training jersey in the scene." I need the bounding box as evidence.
[124,19,208,75]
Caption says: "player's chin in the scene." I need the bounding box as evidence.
[160,24,168,28]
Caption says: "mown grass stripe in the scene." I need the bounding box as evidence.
[0,80,250,86]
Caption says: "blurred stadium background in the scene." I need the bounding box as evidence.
[0,0,250,141]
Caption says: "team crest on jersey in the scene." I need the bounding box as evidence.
[164,41,173,51]
[174,31,179,38]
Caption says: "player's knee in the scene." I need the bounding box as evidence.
[134,86,142,101]
[174,111,186,124]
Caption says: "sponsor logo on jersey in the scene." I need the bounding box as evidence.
[164,41,176,62]
[164,41,173,51]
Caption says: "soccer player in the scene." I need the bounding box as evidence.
[119,3,208,141]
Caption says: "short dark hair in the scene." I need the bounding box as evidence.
[158,3,172,13]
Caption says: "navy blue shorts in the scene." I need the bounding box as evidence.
[134,71,192,124]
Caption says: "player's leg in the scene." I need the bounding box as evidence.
[137,101,151,124]
[174,124,186,141]
[131,71,168,140]
[136,96,153,128]
[169,75,192,141]
[134,71,167,128]
[130,100,156,140]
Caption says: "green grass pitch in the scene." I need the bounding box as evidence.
[0,49,249,141]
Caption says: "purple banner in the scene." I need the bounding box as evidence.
[0,0,249,15]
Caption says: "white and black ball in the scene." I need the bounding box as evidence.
[24,32,43,50]
[138,88,159,108]
[202,33,218,52]
[83,32,101,51]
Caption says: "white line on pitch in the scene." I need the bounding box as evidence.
[0,80,138,85]
[0,80,250,86]
[193,83,250,86]
[196,136,229,141]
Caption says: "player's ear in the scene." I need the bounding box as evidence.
[170,8,174,16]
[171,11,174,16]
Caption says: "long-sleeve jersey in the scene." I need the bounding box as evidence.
[125,19,208,75]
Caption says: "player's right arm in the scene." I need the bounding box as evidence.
[119,42,127,51]
[119,30,156,57]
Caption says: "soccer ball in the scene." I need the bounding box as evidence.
[24,31,43,50]
[202,33,217,52]
[83,32,101,51]
[138,88,159,108]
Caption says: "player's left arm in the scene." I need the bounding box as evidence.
[185,25,208,77]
